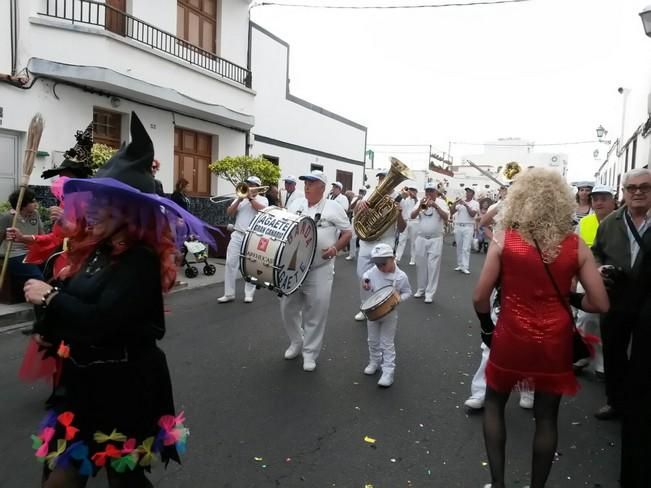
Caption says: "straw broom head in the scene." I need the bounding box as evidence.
[20,113,44,187]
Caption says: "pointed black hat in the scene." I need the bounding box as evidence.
[95,112,156,193]
[42,123,94,179]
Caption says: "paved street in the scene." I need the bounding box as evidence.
[0,243,620,488]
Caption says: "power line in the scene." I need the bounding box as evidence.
[251,0,532,9]
[370,140,602,147]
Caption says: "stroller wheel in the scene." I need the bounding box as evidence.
[185,266,199,278]
[203,264,216,276]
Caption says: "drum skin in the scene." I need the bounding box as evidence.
[360,286,400,321]
[240,207,317,295]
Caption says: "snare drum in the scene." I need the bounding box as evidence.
[240,206,317,296]
[360,286,400,321]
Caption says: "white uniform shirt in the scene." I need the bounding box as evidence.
[288,197,351,268]
[232,195,269,232]
[330,193,350,211]
[400,197,419,221]
[416,197,449,238]
[455,198,480,224]
[283,190,304,209]
[362,265,412,302]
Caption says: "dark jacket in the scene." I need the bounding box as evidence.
[592,206,651,309]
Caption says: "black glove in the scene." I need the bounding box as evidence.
[476,311,494,347]
[569,292,585,310]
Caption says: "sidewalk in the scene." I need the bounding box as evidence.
[0,259,226,330]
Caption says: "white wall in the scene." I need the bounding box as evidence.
[1,1,12,74]
[220,0,250,68]
[0,81,245,193]
[250,25,367,165]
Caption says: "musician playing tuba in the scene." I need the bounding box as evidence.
[352,159,410,321]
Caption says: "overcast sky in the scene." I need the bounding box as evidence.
[250,0,629,181]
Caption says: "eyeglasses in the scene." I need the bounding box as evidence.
[624,184,651,194]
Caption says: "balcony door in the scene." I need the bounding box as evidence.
[174,128,213,197]
[106,0,126,36]
[177,0,218,54]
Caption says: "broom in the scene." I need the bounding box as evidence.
[0,113,45,290]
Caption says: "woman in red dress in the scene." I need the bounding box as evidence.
[472,168,609,488]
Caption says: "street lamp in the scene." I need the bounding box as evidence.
[639,5,651,37]
[596,125,611,144]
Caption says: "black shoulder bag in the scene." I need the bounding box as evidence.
[533,240,591,363]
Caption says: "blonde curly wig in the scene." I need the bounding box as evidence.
[498,168,576,261]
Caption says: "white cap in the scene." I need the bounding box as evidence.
[370,243,394,260]
[590,184,615,196]
[376,170,388,177]
[424,182,437,191]
[332,181,343,190]
[245,175,262,186]
[573,180,595,189]
[284,175,298,184]
[299,170,327,185]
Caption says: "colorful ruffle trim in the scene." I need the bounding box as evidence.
[31,410,188,474]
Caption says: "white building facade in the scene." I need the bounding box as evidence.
[594,2,651,195]
[0,0,366,220]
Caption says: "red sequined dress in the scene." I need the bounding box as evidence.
[486,229,580,395]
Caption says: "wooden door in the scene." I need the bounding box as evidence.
[106,0,126,36]
[174,128,213,196]
[336,169,353,192]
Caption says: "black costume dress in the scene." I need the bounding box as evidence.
[620,247,651,487]
[31,245,185,475]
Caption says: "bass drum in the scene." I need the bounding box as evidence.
[360,286,400,321]
[240,206,317,296]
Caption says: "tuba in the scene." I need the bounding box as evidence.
[355,157,411,241]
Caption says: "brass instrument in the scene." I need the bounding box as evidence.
[354,157,411,241]
[209,182,269,203]
[420,197,430,210]
[503,162,522,181]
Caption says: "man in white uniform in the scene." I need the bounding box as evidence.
[329,181,350,211]
[281,170,352,372]
[218,176,268,303]
[451,187,480,274]
[353,170,406,321]
[395,187,419,265]
[282,175,304,209]
[411,184,449,303]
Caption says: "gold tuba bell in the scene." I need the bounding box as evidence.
[354,157,411,241]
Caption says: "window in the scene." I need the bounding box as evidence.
[632,138,638,169]
[177,0,218,54]
[310,163,324,172]
[335,170,353,192]
[262,155,279,166]
[93,108,122,149]
[174,128,213,196]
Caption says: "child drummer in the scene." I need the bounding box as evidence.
[361,243,412,387]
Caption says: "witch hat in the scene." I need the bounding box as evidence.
[42,123,94,179]
[95,112,156,193]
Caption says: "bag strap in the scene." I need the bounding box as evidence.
[533,239,576,327]
[624,211,648,254]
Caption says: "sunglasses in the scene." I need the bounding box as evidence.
[624,184,651,194]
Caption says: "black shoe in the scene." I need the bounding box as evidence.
[594,404,620,420]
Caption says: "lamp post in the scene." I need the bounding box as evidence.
[639,5,651,36]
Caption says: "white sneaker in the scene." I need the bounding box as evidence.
[413,291,424,298]
[378,371,394,387]
[284,343,302,360]
[354,311,366,321]
[217,295,235,303]
[519,392,534,409]
[345,256,354,261]
[244,296,253,303]
[409,260,415,266]
[454,266,462,271]
[461,269,471,275]
[364,363,379,375]
[424,297,433,304]
[303,359,316,372]
[464,397,484,410]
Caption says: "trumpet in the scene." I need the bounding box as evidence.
[209,182,269,203]
[420,197,430,210]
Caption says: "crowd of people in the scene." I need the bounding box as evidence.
[4,112,650,486]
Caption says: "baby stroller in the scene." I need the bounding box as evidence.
[182,236,217,278]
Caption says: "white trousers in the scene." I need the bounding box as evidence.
[367,310,398,373]
[414,236,443,299]
[224,231,256,299]
[356,251,375,303]
[454,224,474,271]
[395,221,417,262]
[280,262,334,361]
[469,342,533,401]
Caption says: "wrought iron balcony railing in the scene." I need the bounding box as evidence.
[40,0,251,88]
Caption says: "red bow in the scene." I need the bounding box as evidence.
[91,444,121,467]
[57,412,79,441]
